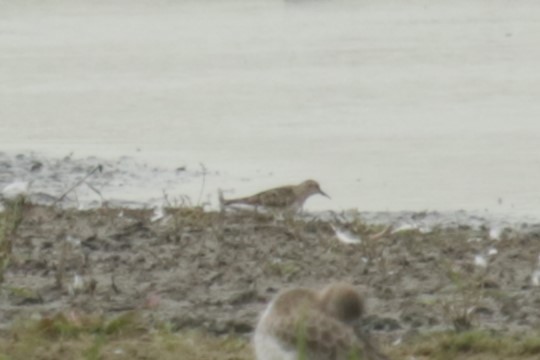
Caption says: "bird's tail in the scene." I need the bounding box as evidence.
[218,189,237,211]
[218,190,245,206]
[355,326,390,360]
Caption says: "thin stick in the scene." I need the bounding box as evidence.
[85,181,105,202]
[53,165,103,205]
[196,163,207,206]
[368,225,393,241]
[55,235,68,289]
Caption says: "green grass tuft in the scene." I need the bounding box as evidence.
[392,330,540,360]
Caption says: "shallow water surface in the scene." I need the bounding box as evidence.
[1,0,540,216]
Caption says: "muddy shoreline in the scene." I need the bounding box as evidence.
[2,153,540,347]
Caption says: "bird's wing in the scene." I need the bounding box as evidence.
[267,310,365,360]
[254,187,296,208]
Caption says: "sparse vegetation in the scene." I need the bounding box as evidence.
[1,314,540,360]
[0,312,252,360]
[389,330,540,360]
[1,194,539,359]
[0,196,26,283]
[438,263,488,332]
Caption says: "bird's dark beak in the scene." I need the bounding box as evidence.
[319,188,330,199]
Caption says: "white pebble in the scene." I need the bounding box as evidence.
[474,254,488,268]
[331,225,362,244]
[2,181,31,200]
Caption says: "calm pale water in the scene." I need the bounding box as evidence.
[1,0,540,216]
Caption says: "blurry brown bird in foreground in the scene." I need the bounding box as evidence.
[220,179,329,214]
[253,283,389,360]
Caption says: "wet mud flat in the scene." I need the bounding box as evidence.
[0,151,212,210]
[2,201,540,349]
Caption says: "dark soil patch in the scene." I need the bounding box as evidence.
[2,203,540,347]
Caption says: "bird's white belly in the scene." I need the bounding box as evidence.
[253,331,297,360]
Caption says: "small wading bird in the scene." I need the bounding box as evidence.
[254,283,389,360]
[220,179,329,214]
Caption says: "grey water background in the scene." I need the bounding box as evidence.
[1,0,540,217]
